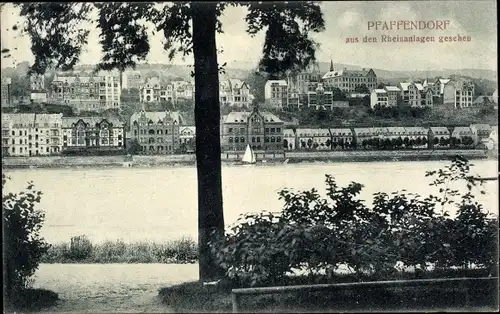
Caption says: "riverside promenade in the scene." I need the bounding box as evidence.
[1,149,491,169]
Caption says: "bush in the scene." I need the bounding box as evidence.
[67,235,93,260]
[2,173,50,302]
[40,236,198,264]
[211,156,499,287]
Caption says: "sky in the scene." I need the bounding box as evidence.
[0,1,497,71]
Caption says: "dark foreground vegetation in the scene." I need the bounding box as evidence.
[160,155,498,312]
[159,268,498,313]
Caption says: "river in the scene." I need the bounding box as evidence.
[2,160,498,244]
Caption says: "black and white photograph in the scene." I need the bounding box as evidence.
[1,1,498,313]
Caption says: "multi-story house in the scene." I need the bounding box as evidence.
[264,80,288,109]
[428,127,451,148]
[283,129,296,150]
[322,67,377,93]
[420,86,434,106]
[34,113,63,155]
[329,128,354,149]
[51,73,121,113]
[295,128,330,150]
[304,83,335,110]
[385,127,407,140]
[1,113,63,156]
[403,126,428,148]
[129,111,182,154]
[433,78,450,97]
[353,127,388,148]
[219,79,252,107]
[62,117,124,153]
[469,124,492,147]
[1,77,12,107]
[370,89,389,108]
[139,77,164,102]
[221,106,283,152]
[179,126,196,153]
[451,126,474,146]
[30,74,45,91]
[31,74,47,104]
[289,62,322,95]
[1,114,36,157]
[443,80,475,109]
[384,86,401,106]
[173,81,195,103]
[399,82,421,107]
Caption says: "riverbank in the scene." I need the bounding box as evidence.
[1,149,492,169]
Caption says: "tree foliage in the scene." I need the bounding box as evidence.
[211,156,498,287]
[2,173,50,300]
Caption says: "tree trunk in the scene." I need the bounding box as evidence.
[191,2,225,282]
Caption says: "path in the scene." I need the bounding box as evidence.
[31,263,199,313]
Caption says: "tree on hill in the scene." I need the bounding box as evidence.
[3,2,325,281]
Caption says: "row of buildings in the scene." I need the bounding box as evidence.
[139,77,255,107]
[1,110,495,157]
[1,113,125,157]
[264,61,374,110]
[370,78,484,109]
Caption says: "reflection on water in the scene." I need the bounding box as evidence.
[3,160,498,244]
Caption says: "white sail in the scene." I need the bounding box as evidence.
[242,145,256,164]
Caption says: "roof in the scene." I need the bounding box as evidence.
[62,117,123,128]
[372,89,387,94]
[470,124,492,131]
[399,82,411,91]
[130,111,184,125]
[35,113,63,125]
[296,128,330,136]
[265,80,288,87]
[414,83,424,91]
[452,126,472,134]
[180,126,196,135]
[283,129,296,136]
[384,86,400,92]
[430,127,450,134]
[329,128,353,135]
[386,127,407,133]
[2,113,36,126]
[322,68,375,80]
[223,110,282,124]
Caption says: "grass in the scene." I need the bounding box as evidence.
[4,288,59,312]
[40,235,198,264]
[158,268,499,313]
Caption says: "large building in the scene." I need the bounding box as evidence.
[1,113,63,156]
[264,80,288,109]
[129,111,183,154]
[1,77,12,107]
[443,80,475,109]
[221,106,284,152]
[61,117,124,153]
[322,67,377,93]
[399,82,433,107]
[50,73,121,112]
[219,79,253,107]
[469,124,492,147]
[370,89,389,108]
[30,74,45,91]
[433,78,450,97]
[304,83,335,110]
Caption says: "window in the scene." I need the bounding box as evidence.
[271,137,275,142]
[277,128,281,133]
[235,137,239,143]
[228,127,233,133]
[265,128,269,133]
[257,137,261,142]
[148,129,155,135]
[229,137,233,143]
[251,137,255,143]
[240,137,245,143]
[277,136,281,142]
[271,128,275,133]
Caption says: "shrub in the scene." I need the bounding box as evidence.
[2,173,50,301]
[67,235,93,260]
[212,156,499,287]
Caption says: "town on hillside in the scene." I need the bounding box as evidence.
[1,61,498,158]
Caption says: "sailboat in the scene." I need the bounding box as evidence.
[241,144,256,165]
